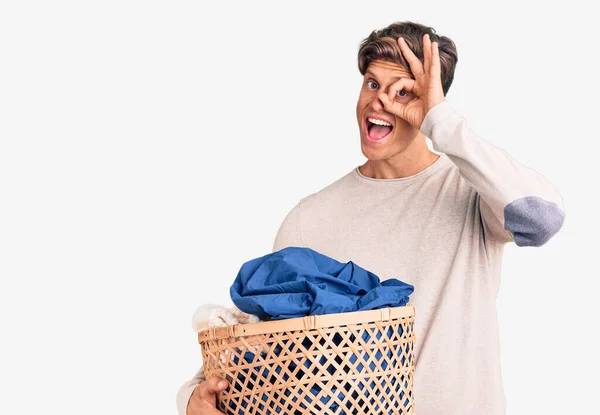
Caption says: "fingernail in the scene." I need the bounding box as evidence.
[218,380,227,388]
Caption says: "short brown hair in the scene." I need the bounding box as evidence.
[358,21,458,96]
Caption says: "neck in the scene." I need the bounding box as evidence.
[359,146,440,180]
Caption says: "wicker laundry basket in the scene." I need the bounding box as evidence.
[198,304,416,415]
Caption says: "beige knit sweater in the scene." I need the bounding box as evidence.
[176,100,565,415]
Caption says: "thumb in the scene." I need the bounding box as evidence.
[196,377,229,407]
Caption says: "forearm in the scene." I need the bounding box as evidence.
[176,365,205,415]
[421,101,565,245]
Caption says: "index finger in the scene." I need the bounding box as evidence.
[386,77,416,102]
[397,36,424,78]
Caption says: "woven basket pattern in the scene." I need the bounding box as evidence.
[199,305,416,415]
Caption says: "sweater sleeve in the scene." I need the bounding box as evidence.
[175,365,205,415]
[420,100,565,247]
[272,201,304,252]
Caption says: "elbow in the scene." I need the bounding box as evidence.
[504,196,566,247]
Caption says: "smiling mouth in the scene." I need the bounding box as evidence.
[366,118,393,142]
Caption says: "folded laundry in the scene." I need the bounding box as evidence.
[230,246,414,320]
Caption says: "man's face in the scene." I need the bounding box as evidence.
[356,60,419,160]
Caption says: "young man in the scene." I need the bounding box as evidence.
[177,21,565,415]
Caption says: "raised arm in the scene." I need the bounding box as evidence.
[420,100,565,246]
[379,34,564,246]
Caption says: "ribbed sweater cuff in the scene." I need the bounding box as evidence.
[419,100,458,138]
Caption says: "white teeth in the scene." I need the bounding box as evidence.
[368,118,392,126]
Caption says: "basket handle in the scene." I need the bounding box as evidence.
[205,324,240,340]
[302,315,320,330]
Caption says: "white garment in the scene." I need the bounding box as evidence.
[191,304,264,366]
[191,303,260,333]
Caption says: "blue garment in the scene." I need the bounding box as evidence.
[230,246,414,320]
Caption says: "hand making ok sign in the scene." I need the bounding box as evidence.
[379,34,446,130]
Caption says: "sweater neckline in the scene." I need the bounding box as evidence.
[353,153,450,184]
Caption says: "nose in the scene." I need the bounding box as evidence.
[370,93,385,112]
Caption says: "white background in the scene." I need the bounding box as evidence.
[1,1,598,414]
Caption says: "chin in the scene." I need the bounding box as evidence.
[360,138,391,160]
[361,150,389,161]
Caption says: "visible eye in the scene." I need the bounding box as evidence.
[366,80,378,90]
[396,89,407,97]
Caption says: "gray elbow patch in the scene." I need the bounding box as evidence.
[504,196,565,247]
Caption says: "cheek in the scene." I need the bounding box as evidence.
[393,117,413,132]
[355,99,363,119]
[356,95,368,114]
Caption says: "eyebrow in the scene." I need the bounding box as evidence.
[365,70,412,81]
